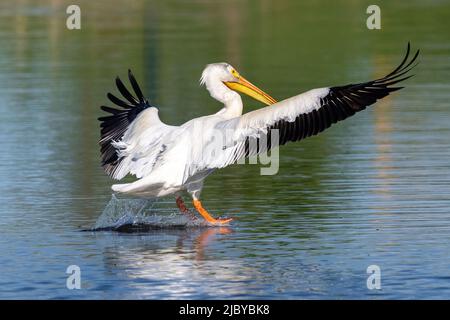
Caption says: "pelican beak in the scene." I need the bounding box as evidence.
[224,75,277,105]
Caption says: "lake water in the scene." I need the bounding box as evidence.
[0,0,449,299]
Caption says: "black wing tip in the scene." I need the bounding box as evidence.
[399,42,420,69]
[384,42,419,78]
[102,70,152,112]
[326,43,420,123]
[127,69,146,103]
[114,76,124,89]
[378,42,419,87]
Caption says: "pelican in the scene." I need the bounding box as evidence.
[98,43,419,225]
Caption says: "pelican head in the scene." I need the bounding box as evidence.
[200,63,277,106]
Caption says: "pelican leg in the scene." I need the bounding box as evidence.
[176,196,197,220]
[193,199,233,225]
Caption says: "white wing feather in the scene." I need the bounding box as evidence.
[207,88,330,169]
[111,107,178,179]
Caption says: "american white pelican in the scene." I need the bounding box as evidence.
[99,43,419,225]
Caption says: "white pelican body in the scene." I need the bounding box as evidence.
[111,111,231,198]
[99,44,418,224]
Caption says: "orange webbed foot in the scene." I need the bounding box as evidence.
[192,200,233,226]
[176,196,197,221]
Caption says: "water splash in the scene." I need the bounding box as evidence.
[91,194,209,232]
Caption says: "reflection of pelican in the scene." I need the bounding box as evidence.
[192,227,232,261]
[96,227,256,298]
[98,43,419,225]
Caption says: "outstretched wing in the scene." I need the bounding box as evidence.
[98,70,176,179]
[212,43,419,168]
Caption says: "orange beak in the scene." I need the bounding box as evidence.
[224,74,277,105]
